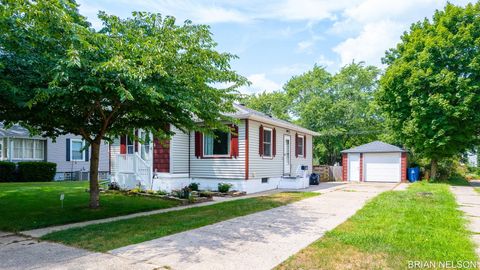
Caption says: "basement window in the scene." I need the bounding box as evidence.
[261,177,269,183]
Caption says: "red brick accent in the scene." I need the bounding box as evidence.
[359,153,363,182]
[153,139,170,173]
[401,152,407,182]
[342,153,348,181]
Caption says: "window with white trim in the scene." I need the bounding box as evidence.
[11,138,45,160]
[126,136,134,154]
[71,139,85,161]
[263,128,272,157]
[203,130,230,156]
[298,135,305,157]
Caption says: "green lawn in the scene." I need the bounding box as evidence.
[0,181,180,232]
[276,182,477,270]
[42,192,318,252]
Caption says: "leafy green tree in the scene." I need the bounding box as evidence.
[241,91,291,121]
[0,0,246,208]
[284,63,381,165]
[378,2,480,179]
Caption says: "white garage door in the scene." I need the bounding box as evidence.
[364,153,401,182]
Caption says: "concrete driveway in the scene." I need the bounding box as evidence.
[110,182,396,270]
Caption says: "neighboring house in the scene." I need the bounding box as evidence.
[111,104,319,193]
[0,124,110,180]
[341,141,407,183]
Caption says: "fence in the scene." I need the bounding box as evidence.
[312,165,343,182]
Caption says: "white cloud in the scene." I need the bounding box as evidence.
[240,73,282,94]
[333,20,404,67]
[271,64,311,76]
[297,40,314,53]
[330,0,473,67]
[316,55,335,70]
[90,0,366,25]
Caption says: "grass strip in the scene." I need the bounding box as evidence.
[42,191,318,252]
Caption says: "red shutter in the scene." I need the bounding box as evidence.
[120,135,126,154]
[272,128,276,157]
[230,125,239,158]
[195,131,203,158]
[304,135,307,158]
[134,130,138,152]
[259,125,264,156]
[295,133,299,158]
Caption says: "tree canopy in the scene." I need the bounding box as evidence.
[377,2,480,178]
[245,63,382,165]
[0,0,247,207]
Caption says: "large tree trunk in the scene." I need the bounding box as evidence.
[89,140,101,209]
[430,158,438,181]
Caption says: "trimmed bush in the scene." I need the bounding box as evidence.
[218,182,232,193]
[17,161,56,182]
[188,182,199,191]
[0,161,16,182]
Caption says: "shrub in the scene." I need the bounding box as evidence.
[108,181,120,190]
[188,182,200,191]
[156,190,168,196]
[17,161,56,182]
[0,161,16,182]
[218,182,232,193]
[173,186,191,199]
[129,187,141,194]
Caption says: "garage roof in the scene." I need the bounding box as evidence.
[341,141,406,153]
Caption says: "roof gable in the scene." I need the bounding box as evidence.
[0,123,32,138]
[341,141,406,153]
[231,104,319,136]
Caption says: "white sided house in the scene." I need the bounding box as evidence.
[111,104,319,193]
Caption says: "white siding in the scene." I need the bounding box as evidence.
[290,133,313,176]
[190,121,246,179]
[46,134,109,173]
[170,125,189,174]
[248,120,283,179]
[248,120,313,179]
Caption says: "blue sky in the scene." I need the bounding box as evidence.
[77,0,471,94]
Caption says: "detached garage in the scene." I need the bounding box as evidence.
[341,141,407,183]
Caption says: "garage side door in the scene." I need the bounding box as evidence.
[364,153,401,182]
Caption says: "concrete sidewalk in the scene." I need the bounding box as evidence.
[450,184,480,257]
[0,232,156,270]
[22,182,346,238]
[110,183,395,270]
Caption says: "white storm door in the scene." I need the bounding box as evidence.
[348,153,360,182]
[284,135,291,175]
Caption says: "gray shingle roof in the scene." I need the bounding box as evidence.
[230,104,319,136]
[341,141,406,153]
[0,123,42,138]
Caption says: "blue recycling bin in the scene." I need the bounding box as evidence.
[408,167,420,182]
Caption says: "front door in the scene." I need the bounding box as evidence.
[284,135,291,175]
[138,130,153,162]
